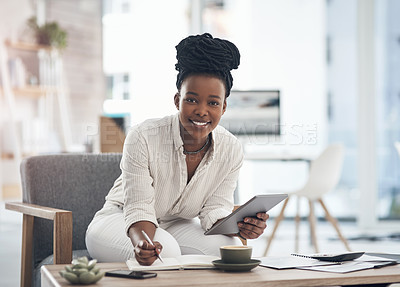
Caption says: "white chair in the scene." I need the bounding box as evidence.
[263,143,351,255]
[395,142,400,157]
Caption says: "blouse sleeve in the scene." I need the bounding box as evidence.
[198,140,244,231]
[121,128,158,236]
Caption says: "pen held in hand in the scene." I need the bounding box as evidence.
[141,230,164,263]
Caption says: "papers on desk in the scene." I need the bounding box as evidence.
[260,256,337,269]
[298,255,397,273]
[259,254,398,273]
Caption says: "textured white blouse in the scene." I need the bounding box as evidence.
[105,113,244,235]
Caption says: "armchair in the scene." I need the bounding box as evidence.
[6,153,245,286]
[5,153,123,287]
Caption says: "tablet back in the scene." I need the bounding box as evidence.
[205,194,288,235]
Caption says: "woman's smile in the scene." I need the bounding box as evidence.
[190,119,211,127]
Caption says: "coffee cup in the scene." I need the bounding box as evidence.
[220,245,252,264]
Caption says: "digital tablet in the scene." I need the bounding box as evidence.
[204,194,288,235]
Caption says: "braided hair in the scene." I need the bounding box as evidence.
[175,33,240,97]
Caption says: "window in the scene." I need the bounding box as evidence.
[105,73,130,100]
[103,0,131,16]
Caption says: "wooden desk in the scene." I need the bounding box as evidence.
[42,262,400,287]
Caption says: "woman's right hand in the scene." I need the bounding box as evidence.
[134,239,163,266]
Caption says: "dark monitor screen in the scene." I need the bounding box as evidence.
[219,90,280,136]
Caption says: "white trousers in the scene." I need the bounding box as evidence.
[85,202,241,262]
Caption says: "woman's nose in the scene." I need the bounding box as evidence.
[195,103,208,117]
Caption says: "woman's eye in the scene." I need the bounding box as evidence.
[185,98,196,103]
[209,101,220,106]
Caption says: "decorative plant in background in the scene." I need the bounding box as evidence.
[27,16,67,50]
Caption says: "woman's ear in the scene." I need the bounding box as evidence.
[174,93,180,110]
[222,99,227,115]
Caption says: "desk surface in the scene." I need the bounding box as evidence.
[42,262,400,287]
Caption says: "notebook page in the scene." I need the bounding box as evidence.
[126,255,219,271]
[126,257,181,271]
[177,255,219,268]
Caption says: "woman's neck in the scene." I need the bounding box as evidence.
[179,123,210,153]
[183,134,210,155]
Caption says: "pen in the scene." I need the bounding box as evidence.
[141,230,164,263]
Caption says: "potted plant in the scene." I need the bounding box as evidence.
[27,16,67,50]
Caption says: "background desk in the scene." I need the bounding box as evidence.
[244,150,315,161]
[42,262,400,287]
[236,149,314,204]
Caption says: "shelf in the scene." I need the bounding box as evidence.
[1,153,14,160]
[0,85,59,99]
[1,152,34,160]
[5,39,53,52]
[13,86,48,98]
[1,184,22,200]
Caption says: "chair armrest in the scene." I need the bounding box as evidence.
[5,202,73,264]
[5,202,70,220]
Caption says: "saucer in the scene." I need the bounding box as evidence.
[212,259,261,272]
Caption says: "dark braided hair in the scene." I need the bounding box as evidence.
[175,33,240,97]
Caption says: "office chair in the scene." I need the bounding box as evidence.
[263,143,351,255]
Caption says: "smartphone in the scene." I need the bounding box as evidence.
[105,270,157,279]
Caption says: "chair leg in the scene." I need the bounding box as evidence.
[308,199,319,253]
[21,214,34,287]
[263,197,290,256]
[318,199,351,251]
[295,196,300,253]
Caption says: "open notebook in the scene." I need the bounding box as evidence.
[126,255,219,271]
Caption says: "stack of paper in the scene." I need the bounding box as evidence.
[260,256,336,269]
[297,254,397,273]
[259,253,398,273]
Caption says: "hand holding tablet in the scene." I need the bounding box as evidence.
[237,212,269,239]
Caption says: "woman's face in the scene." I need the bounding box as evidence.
[174,74,226,143]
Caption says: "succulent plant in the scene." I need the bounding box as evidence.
[59,256,104,285]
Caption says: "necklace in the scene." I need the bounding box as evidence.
[183,135,210,155]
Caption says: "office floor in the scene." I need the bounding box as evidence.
[1,202,400,287]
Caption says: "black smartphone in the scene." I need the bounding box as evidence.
[105,270,157,279]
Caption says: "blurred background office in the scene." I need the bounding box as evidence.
[1,0,400,285]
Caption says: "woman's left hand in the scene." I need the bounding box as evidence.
[237,212,269,239]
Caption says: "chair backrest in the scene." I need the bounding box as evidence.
[297,144,344,200]
[20,153,122,267]
[395,142,400,158]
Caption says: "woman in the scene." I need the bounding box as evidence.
[86,33,268,266]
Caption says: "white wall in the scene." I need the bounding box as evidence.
[228,0,327,150]
[103,0,190,125]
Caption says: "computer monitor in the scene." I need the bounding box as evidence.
[219,90,280,136]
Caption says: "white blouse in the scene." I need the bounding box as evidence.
[105,113,244,235]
